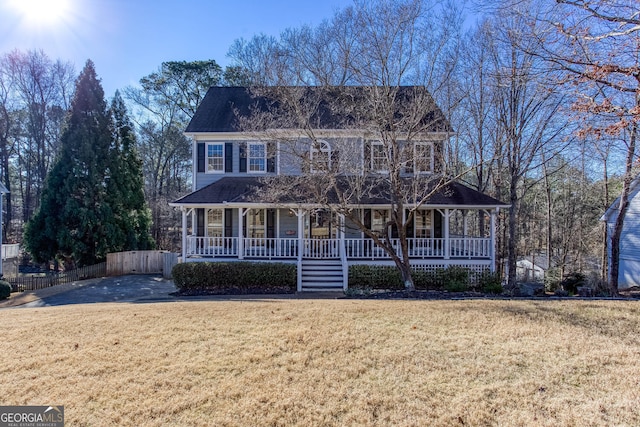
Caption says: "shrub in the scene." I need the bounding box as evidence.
[172,262,296,294]
[413,269,441,291]
[0,280,11,300]
[440,266,470,292]
[348,265,403,290]
[477,270,503,294]
[560,272,586,295]
[545,268,562,293]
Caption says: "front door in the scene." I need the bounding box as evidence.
[304,209,339,258]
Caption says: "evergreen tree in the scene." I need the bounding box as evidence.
[106,91,154,251]
[25,60,153,267]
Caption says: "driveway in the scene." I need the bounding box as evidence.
[1,275,177,308]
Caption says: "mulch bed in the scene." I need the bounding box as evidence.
[171,287,296,297]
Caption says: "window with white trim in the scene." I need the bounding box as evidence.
[310,140,331,173]
[371,143,386,172]
[248,142,266,173]
[207,143,224,172]
[415,210,432,238]
[372,209,390,236]
[206,209,224,237]
[414,142,434,173]
[248,209,266,239]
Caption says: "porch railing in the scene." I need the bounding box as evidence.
[186,236,490,260]
[189,236,238,257]
[304,238,341,259]
[243,238,299,258]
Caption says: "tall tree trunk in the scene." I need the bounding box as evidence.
[542,154,552,272]
[601,156,609,282]
[507,177,518,289]
[609,123,636,295]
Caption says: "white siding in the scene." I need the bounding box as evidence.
[606,180,640,289]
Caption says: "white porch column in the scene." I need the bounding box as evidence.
[297,209,305,258]
[296,209,305,292]
[339,213,346,255]
[444,208,450,260]
[490,209,497,272]
[238,208,245,260]
[181,208,188,261]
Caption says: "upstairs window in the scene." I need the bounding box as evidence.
[207,143,224,173]
[414,142,434,173]
[248,142,266,173]
[310,141,331,173]
[371,143,387,172]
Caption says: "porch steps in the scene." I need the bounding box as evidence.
[300,259,345,292]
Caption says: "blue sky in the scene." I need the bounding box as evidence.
[0,0,353,98]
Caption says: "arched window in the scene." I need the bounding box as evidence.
[310,140,331,173]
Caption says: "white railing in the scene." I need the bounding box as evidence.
[188,236,238,257]
[406,238,445,258]
[186,236,491,260]
[304,238,341,259]
[186,236,298,258]
[345,238,398,259]
[449,237,491,259]
[243,238,298,258]
[345,237,489,260]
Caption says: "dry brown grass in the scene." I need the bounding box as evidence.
[1,299,639,426]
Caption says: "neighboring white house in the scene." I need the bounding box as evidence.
[516,257,547,283]
[601,175,640,289]
[170,86,509,291]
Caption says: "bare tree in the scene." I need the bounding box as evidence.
[515,0,640,293]
[230,0,465,290]
[0,57,16,241]
[5,50,75,223]
[125,60,232,249]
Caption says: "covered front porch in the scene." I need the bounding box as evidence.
[177,206,499,265]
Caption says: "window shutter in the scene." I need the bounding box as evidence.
[267,142,276,173]
[242,212,247,237]
[224,209,233,237]
[197,143,205,173]
[331,150,339,172]
[434,142,443,174]
[266,209,276,239]
[364,209,372,230]
[225,143,233,173]
[405,209,414,238]
[239,142,247,173]
[197,209,205,236]
[364,141,371,172]
[433,210,443,238]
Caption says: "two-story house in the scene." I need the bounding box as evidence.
[170,86,508,291]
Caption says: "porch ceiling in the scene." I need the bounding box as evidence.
[170,176,509,209]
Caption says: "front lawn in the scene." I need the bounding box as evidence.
[1,299,639,426]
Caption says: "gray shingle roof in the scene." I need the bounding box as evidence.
[172,176,507,207]
[185,86,453,133]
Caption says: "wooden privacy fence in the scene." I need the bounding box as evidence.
[7,262,107,292]
[106,251,176,276]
